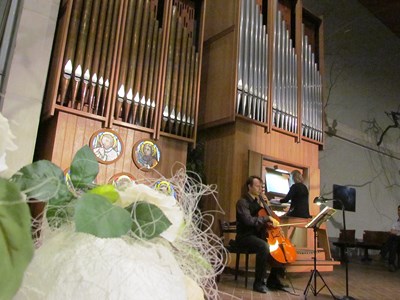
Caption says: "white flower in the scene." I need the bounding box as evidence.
[0,113,17,173]
[116,183,184,243]
[15,230,192,300]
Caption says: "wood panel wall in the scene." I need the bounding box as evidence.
[199,0,238,128]
[36,112,188,183]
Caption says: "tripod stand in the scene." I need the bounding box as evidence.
[303,225,336,298]
[314,196,356,300]
[335,204,356,300]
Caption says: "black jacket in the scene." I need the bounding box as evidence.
[280,182,311,218]
[236,193,267,239]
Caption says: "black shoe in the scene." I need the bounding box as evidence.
[253,283,268,293]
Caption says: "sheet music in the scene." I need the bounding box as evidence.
[305,206,336,228]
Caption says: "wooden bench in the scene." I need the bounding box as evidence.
[356,230,391,261]
[332,230,391,262]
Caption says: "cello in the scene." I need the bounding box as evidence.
[258,195,297,264]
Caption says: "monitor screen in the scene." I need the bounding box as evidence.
[332,184,356,212]
[265,169,290,196]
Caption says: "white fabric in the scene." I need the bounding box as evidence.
[15,230,189,300]
[391,219,400,236]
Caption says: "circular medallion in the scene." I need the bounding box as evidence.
[108,172,135,191]
[89,129,123,164]
[132,139,160,171]
[153,180,176,198]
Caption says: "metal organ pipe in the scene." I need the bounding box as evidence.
[237,0,269,123]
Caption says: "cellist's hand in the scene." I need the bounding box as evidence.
[268,216,280,228]
[260,192,270,205]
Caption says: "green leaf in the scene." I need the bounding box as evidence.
[9,160,74,228]
[88,184,120,203]
[130,201,172,240]
[0,179,34,300]
[10,160,73,203]
[70,146,99,189]
[74,193,131,238]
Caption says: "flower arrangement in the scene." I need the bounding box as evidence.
[0,112,33,300]
[0,112,225,300]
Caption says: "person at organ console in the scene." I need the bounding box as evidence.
[278,170,311,218]
[235,175,286,293]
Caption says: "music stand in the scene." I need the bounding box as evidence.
[303,206,337,299]
[314,196,356,300]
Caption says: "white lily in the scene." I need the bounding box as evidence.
[116,183,184,243]
[0,113,17,173]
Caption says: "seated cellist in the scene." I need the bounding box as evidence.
[235,175,287,293]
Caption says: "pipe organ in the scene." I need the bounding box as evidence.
[301,24,323,142]
[236,0,268,123]
[201,0,324,145]
[38,0,206,182]
[43,0,205,143]
[200,0,334,273]
[33,0,334,273]
[272,9,298,135]
[161,1,200,137]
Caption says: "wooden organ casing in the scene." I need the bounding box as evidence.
[199,0,337,272]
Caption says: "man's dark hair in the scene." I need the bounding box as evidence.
[246,175,262,190]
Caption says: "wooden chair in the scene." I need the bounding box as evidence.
[219,220,257,288]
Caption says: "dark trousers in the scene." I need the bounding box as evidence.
[236,235,281,285]
[386,235,400,265]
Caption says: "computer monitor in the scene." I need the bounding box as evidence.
[265,169,290,197]
[332,184,356,212]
